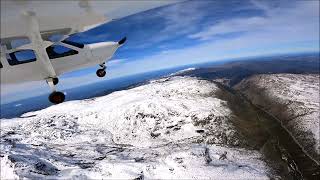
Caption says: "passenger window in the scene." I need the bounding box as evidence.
[6,50,37,66]
[46,45,78,59]
[62,40,84,49]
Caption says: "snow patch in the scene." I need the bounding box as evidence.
[169,67,197,76]
[1,76,270,179]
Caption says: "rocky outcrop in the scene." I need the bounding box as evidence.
[235,74,320,163]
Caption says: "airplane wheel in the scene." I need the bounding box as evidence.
[53,78,59,85]
[49,91,65,104]
[96,69,106,77]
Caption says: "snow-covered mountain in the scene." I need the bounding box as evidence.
[235,74,320,162]
[168,67,197,76]
[1,76,271,179]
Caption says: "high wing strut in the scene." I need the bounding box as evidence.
[23,11,67,104]
[23,11,57,78]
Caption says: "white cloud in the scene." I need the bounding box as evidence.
[189,0,319,42]
[189,17,267,40]
[109,38,317,77]
[111,1,319,75]
[106,58,128,66]
[128,0,210,49]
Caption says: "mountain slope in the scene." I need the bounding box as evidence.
[235,74,320,162]
[1,77,270,179]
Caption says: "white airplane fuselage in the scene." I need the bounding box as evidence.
[1,41,120,84]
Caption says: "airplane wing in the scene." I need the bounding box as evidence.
[1,0,176,40]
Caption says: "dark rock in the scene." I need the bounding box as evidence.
[34,160,59,175]
[150,132,161,138]
[219,151,227,160]
[173,127,181,131]
[196,129,205,133]
[134,157,144,162]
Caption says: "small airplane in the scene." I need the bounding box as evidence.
[0,0,174,104]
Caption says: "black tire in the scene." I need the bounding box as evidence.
[53,78,59,85]
[49,91,65,104]
[96,69,106,77]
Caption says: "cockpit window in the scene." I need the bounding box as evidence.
[46,45,78,59]
[62,40,84,49]
[6,50,37,66]
[0,61,3,68]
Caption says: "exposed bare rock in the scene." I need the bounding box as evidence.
[235,74,320,162]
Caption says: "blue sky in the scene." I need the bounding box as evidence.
[1,0,319,104]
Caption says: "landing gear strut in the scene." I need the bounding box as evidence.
[52,77,59,85]
[47,78,65,104]
[96,63,106,77]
